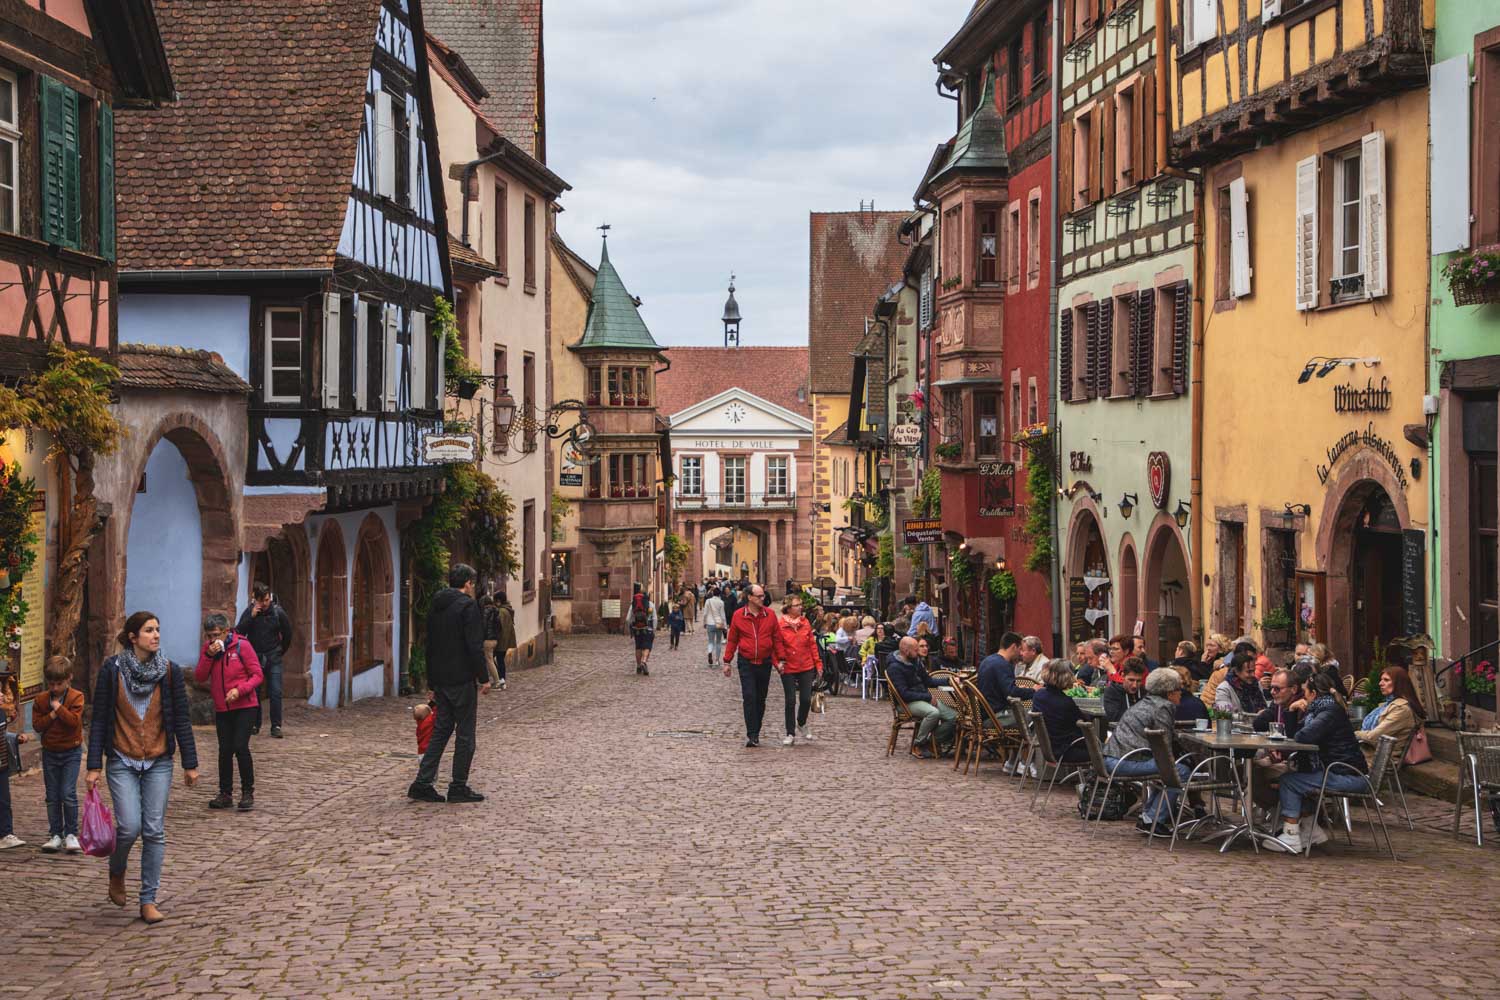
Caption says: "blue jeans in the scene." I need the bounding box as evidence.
[706,627,725,663]
[107,755,174,905]
[255,655,284,730]
[1278,769,1369,819]
[43,747,82,836]
[0,770,11,838]
[1102,756,1191,823]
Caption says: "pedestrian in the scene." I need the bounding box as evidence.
[722,583,786,748]
[1,665,31,850]
[408,564,490,804]
[480,592,502,689]
[629,583,657,676]
[668,603,685,649]
[702,585,727,667]
[722,583,740,626]
[86,611,200,924]
[235,582,292,738]
[33,656,85,853]
[775,596,821,745]
[194,613,263,812]
[413,697,436,754]
[495,591,516,690]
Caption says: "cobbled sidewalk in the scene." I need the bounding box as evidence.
[1,632,1498,999]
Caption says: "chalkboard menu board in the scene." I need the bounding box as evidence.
[1068,577,1088,643]
[1401,529,1425,637]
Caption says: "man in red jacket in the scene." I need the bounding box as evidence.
[722,584,786,748]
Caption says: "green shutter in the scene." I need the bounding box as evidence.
[99,102,115,260]
[39,77,81,250]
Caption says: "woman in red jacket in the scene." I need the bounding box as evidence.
[776,598,822,746]
[194,613,264,811]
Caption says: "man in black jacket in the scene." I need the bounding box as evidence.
[409,564,490,803]
[237,583,293,738]
[1102,657,1147,723]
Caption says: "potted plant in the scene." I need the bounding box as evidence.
[1442,248,1500,306]
[610,484,622,499]
[1456,659,1498,712]
[935,442,962,461]
[1207,705,1234,738]
[586,390,600,406]
[587,485,601,499]
[1256,606,1295,648]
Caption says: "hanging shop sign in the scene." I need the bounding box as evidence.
[903,518,944,545]
[421,431,477,464]
[1333,377,1393,413]
[1315,422,1409,492]
[1147,451,1171,509]
[978,461,1016,517]
[559,472,583,487]
[891,422,922,447]
[1069,451,1092,472]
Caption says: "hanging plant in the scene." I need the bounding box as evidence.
[876,534,894,579]
[0,458,39,652]
[434,296,482,399]
[914,467,942,518]
[1022,446,1053,580]
[948,546,975,587]
[1441,249,1500,306]
[988,568,1017,603]
[935,442,962,461]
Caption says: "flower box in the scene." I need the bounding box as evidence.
[1452,280,1500,307]
[610,487,622,499]
[609,394,621,406]
[586,392,600,406]
[587,487,601,498]
[1442,249,1500,306]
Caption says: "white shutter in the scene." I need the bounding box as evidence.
[321,293,341,409]
[375,90,395,199]
[407,100,423,213]
[1189,0,1218,48]
[1229,177,1252,299]
[434,316,446,415]
[354,298,369,407]
[1360,130,1388,299]
[382,304,399,411]
[1294,155,1320,311]
[1261,0,1281,22]
[410,311,427,410]
[1430,55,1472,255]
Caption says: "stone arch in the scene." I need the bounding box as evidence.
[1117,534,1139,642]
[351,512,395,692]
[1063,497,1111,645]
[1141,512,1194,662]
[314,519,349,706]
[248,523,311,697]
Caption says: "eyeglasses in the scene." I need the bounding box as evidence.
[1270,684,1287,692]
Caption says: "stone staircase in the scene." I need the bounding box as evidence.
[1402,726,1463,803]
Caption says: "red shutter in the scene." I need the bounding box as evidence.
[1132,289,1155,398]
[1172,282,1191,396]
[1059,309,1074,403]
[1082,302,1099,399]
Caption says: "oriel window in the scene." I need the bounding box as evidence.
[977,207,1000,284]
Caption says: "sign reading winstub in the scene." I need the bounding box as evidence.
[903,518,943,545]
[421,431,477,464]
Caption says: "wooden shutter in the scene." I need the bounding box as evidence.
[354,298,369,408]
[435,313,447,411]
[1294,155,1319,311]
[1095,297,1114,397]
[1360,130,1388,298]
[1229,176,1251,298]
[382,304,399,411]
[1059,309,1074,403]
[1103,94,1117,199]
[99,102,115,260]
[322,292,341,409]
[1262,0,1282,22]
[410,311,427,410]
[40,77,81,249]
[1091,105,1105,204]
[375,90,395,198]
[1140,71,1156,180]
[1171,283,1191,396]
[1059,119,1075,217]
[409,109,424,214]
[1132,289,1154,397]
[1082,303,1099,400]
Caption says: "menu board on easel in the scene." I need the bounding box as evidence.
[18,497,46,693]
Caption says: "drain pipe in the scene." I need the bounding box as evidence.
[458,149,509,247]
[1046,0,1064,657]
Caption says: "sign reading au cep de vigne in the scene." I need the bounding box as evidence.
[421,431,477,464]
[891,423,922,447]
[903,518,943,545]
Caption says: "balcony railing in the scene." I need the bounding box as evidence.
[675,491,797,511]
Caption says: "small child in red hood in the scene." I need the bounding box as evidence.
[413,698,437,754]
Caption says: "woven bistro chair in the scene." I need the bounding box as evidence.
[1305,735,1399,860]
[1008,696,1039,787]
[962,678,1022,775]
[885,681,936,758]
[947,678,978,772]
[1028,711,1087,815]
[1143,727,1243,852]
[1453,731,1500,845]
[1077,719,1154,835]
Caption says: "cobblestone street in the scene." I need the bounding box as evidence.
[1,634,1497,999]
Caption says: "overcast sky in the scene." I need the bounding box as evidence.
[546,0,971,347]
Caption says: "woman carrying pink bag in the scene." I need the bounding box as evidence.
[79,787,114,857]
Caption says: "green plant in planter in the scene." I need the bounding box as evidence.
[935,442,962,461]
[876,534,894,579]
[1256,606,1295,633]
[948,547,975,587]
[0,458,39,653]
[914,467,941,518]
[1206,705,1234,721]
[988,569,1017,603]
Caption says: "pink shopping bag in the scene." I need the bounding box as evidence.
[79,786,115,858]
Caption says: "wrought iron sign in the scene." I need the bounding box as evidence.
[978,461,1015,518]
[1333,377,1393,413]
[1069,451,1093,472]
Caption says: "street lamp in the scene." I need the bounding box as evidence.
[1118,492,1138,519]
[1173,500,1190,529]
[493,379,517,438]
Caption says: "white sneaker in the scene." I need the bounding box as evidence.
[64,834,81,854]
[41,835,62,853]
[1265,828,1305,854]
[799,725,815,742]
[0,834,25,850]
[1299,816,1330,846]
[781,734,795,746]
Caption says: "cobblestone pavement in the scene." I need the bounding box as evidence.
[2,632,1499,999]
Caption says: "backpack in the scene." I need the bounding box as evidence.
[631,594,650,631]
[1076,773,1139,821]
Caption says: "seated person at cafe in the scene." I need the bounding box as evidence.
[1106,634,1132,681]
[1247,668,1305,809]
[1356,664,1425,758]
[1269,671,1370,854]
[976,632,1033,720]
[1018,635,1049,683]
[1173,666,1209,724]
[887,636,955,756]
[1031,660,1090,764]
[1214,652,1268,715]
[1131,635,1159,671]
[1200,638,1256,708]
[1172,640,1207,681]
[1101,668,1193,835]
[1102,657,1148,723]
[937,635,966,674]
[1070,640,1101,687]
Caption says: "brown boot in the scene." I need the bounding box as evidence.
[140,903,165,924]
[108,872,126,908]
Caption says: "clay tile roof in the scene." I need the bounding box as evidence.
[116,345,251,395]
[808,211,909,395]
[821,420,851,446]
[449,236,502,279]
[655,347,811,421]
[423,0,543,159]
[115,0,382,271]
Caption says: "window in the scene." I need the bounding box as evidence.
[1027,378,1039,424]
[767,456,789,496]
[1026,194,1041,287]
[522,352,536,452]
[587,456,602,498]
[724,456,746,504]
[1476,33,1500,247]
[942,205,962,284]
[635,453,650,496]
[680,456,702,496]
[1216,518,1246,636]
[551,550,573,598]
[607,366,620,405]
[493,181,508,272]
[1010,375,1022,457]
[1115,85,1135,191]
[264,308,303,403]
[393,98,410,206]
[522,500,536,596]
[1331,147,1362,286]
[977,206,999,284]
[365,301,384,410]
[523,196,537,291]
[1006,37,1023,105]
[1151,281,1191,397]
[492,347,508,454]
[1005,202,1021,288]
[1185,0,1219,51]
[1110,294,1133,397]
[635,366,650,406]
[1467,396,1499,657]
[1030,14,1048,90]
[0,71,19,233]
[586,366,602,406]
[976,393,1000,458]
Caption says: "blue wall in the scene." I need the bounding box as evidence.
[124,440,203,666]
[118,294,252,380]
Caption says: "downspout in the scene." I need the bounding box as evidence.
[458,149,509,247]
[1047,0,1064,656]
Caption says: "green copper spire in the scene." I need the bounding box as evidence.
[572,237,663,352]
[930,71,1008,185]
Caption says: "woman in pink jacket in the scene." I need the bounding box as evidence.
[775,598,822,746]
[194,613,263,811]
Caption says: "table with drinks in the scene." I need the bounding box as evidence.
[1179,713,1317,852]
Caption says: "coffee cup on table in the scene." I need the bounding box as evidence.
[1194,719,1210,731]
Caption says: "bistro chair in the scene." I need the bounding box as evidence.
[1015,676,1039,691]
[1007,697,1038,787]
[963,679,1022,776]
[947,680,978,773]
[1380,735,1416,831]
[1453,731,1500,845]
[1306,735,1399,860]
[884,681,934,758]
[1028,711,1087,816]
[1076,720,1154,836]
[1143,728,1243,853]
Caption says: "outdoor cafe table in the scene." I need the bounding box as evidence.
[1178,730,1318,852]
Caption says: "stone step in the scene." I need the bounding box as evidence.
[1403,758,1460,804]
[1426,726,1462,764]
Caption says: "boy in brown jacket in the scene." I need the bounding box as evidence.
[33,656,85,853]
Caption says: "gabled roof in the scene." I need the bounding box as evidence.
[808,211,908,395]
[552,233,597,299]
[926,73,1007,190]
[115,0,383,270]
[423,0,544,160]
[656,347,810,421]
[85,0,174,105]
[666,387,814,434]
[571,240,662,353]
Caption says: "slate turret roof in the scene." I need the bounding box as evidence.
[571,240,663,353]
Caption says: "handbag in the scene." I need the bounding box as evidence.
[1077,774,1139,821]
[1402,726,1432,765]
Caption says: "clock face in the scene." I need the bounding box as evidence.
[724,403,747,424]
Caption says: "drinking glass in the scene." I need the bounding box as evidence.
[1269,721,1286,740]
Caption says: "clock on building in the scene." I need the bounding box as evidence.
[724,402,747,424]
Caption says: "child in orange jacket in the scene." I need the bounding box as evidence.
[32,656,85,853]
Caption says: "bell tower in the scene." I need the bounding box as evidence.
[722,275,742,347]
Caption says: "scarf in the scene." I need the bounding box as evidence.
[117,646,169,699]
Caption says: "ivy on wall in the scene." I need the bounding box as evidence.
[1022,438,1053,581]
[0,458,39,653]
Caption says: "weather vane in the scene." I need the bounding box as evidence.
[598,223,611,240]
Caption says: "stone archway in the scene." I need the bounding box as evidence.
[1118,535,1139,643]
[248,523,311,698]
[1064,498,1111,644]
[1141,513,1193,663]
[351,512,395,694]
[314,520,349,707]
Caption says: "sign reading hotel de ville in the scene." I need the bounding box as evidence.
[688,438,779,450]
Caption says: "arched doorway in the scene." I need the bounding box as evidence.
[314,521,348,707]
[1336,484,1404,677]
[248,524,311,697]
[1142,518,1191,663]
[351,513,395,694]
[699,524,764,583]
[1118,538,1139,643]
[1065,503,1112,645]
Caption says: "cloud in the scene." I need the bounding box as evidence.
[547,0,971,346]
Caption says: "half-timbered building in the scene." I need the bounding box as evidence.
[1169,0,1432,678]
[115,0,453,706]
[1056,0,1196,664]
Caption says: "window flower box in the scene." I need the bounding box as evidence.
[1443,249,1500,306]
[610,486,622,499]
[586,392,600,406]
[623,486,636,498]
[609,394,621,406]
[588,487,601,498]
